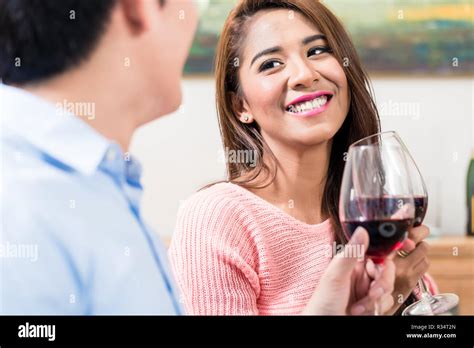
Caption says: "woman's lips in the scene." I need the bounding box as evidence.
[285,90,333,108]
[285,93,333,118]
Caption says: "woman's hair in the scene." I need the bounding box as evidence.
[214,0,380,244]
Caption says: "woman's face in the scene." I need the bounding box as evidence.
[237,9,350,149]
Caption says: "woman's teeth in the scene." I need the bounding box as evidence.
[287,95,329,113]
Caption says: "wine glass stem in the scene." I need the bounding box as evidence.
[414,276,435,315]
[417,275,433,300]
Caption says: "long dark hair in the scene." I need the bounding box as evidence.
[214,0,380,244]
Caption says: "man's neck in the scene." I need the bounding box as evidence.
[23,68,139,152]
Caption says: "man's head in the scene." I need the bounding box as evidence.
[0,0,198,121]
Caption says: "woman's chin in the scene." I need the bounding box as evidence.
[287,125,336,146]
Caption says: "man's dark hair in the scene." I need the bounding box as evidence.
[0,0,117,85]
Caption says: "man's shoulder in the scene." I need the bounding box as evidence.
[3,136,73,181]
[2,137,103,203]
[1,138,114,239]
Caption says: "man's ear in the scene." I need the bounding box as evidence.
[119,0,157,34]
[231,92,254,124]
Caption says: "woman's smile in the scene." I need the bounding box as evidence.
[284,90,334,118]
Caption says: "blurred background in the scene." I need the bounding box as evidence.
[129,0,473,313]
[131,0,473,239]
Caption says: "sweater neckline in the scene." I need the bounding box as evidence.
[225,182,332,231]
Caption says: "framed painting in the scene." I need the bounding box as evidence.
[184,0,473,76]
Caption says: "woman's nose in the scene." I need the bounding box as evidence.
[288,60,321,90]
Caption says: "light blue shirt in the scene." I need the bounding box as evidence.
[0,84,182,315]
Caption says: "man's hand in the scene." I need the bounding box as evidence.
[303,227,396,315]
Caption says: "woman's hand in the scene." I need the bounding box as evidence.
[303,227,396,315]
[387,224,431,314]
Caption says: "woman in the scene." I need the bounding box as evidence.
[169,0,434,315]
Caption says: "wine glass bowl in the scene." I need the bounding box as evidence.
[341,131,460,316]
[339,131,415,264]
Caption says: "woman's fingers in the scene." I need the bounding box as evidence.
[406,241,430,263]
[413,255,431,275]
[392,241,431,293]
[399,225,429,256]
[394,241,428,281]
[397,241,429,272]
[408,225,430,244]
[401,238,417,253]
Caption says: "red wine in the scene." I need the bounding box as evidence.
[413,196,428,227]
[343,219,412,263]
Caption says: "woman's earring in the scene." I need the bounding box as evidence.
[242,114,251,123]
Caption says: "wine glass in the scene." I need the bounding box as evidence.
[385,132,460,315]
[339,131,415,315]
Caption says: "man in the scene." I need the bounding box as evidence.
[1,0,198,314]
[0,0,394,315]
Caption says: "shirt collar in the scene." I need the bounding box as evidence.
[1,84,111,175]
[99,143,143,187]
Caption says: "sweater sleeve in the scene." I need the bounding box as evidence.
[168,190,260,315]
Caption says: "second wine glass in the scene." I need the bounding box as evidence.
[339,131,416,314]
[388,131,460,316]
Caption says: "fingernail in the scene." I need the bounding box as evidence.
[352,305,365,315]
[350,227,364,244]
[370,287,384,298]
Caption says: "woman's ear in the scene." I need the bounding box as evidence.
[231,92,254,124]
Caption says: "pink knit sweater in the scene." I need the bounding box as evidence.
[168,182,335,315]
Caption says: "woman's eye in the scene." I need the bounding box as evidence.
[259,60,283,72]
[308,46,331,57]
